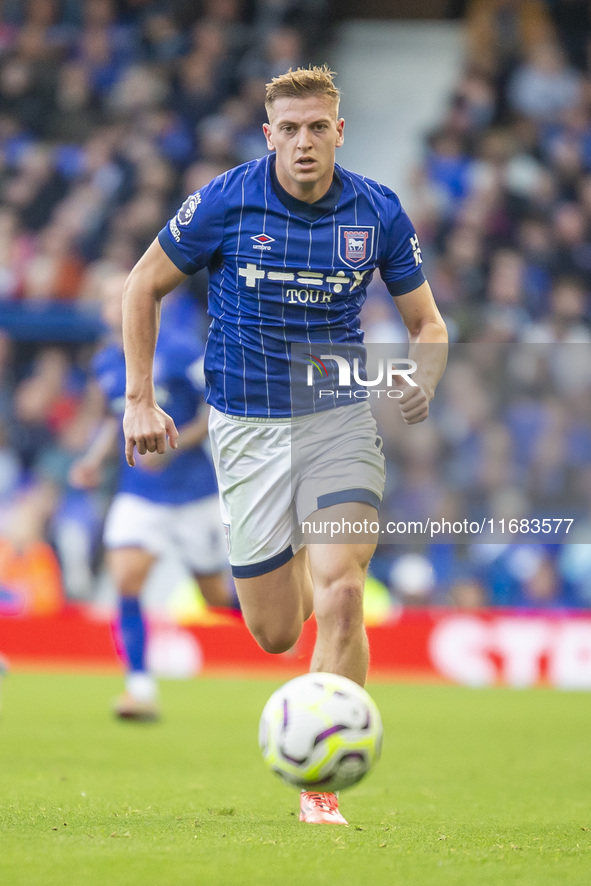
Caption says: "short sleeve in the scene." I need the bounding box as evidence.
[157,176,225,275]
[379,194,426,297]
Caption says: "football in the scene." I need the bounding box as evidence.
[258,672,383,792]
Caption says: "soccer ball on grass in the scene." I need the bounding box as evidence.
[258,672,383,792]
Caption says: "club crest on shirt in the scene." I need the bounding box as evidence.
[338,226,375,268]
[177,192,202,226]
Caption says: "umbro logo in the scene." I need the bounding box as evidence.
[251,233,275,251]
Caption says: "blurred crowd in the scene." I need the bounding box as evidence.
[362,0,591,609]
[0,0,591,615]
[369,341,591,611]
[0,0,331,614]
[0,0,329,302]
[411,0,591,346]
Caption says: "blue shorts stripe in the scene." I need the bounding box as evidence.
[316,488,381,512]
[231,545,294,578]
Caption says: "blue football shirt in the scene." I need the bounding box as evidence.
[93,327,218,504]
[158,155,426,418]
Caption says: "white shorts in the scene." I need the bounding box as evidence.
[208,402,385,577]
[103,493,228,575]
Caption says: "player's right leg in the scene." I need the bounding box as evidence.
[234,547,313,654]
[173,495,241,613]
[208,408,312,650]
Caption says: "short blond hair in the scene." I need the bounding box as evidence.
[265,65,340,116]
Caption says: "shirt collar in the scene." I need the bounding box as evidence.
[269,154,343,221]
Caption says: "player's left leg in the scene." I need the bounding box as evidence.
[294,403,383,684]
[300,502,378,826]
[306,502,378,688]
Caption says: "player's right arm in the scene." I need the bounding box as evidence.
[122,238,188,466]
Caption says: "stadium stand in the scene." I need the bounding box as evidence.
[0,1,589,612]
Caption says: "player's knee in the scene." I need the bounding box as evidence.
[315,580,365,632]
[250,619,302,655]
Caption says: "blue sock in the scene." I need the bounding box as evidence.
[118,597,146,672]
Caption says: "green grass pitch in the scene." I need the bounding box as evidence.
[1,672,591,886]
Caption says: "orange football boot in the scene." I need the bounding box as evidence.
[299,791,348,825]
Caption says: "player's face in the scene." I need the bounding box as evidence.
[263,95,344,204]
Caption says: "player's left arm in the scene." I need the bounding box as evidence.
[394,280,448,425]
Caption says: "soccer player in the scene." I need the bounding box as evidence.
[121,67,448,820]
[70,270,234,721]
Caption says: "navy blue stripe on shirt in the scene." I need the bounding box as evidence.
[386,266,426,297]
[157,229,197,275]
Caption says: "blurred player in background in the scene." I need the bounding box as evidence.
[121,67,447,820]
[70,270,235,721]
